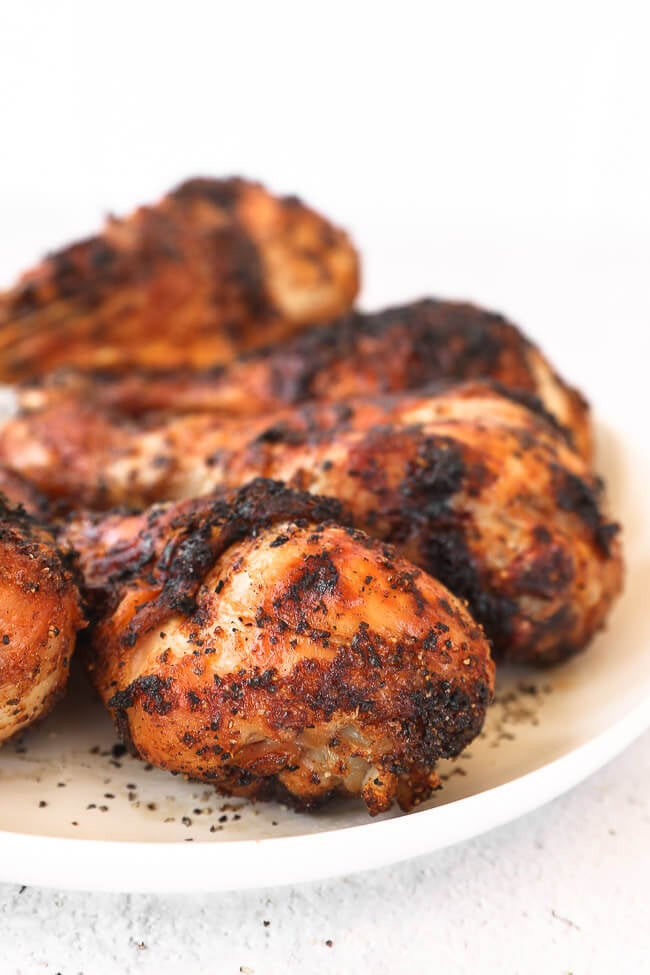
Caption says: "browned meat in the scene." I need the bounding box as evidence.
[0,496,85,744]
[62,480,494,814]
[18,299,591,458]
[0,178,360,380]
[12,384,620,665]
[0,466,49,515]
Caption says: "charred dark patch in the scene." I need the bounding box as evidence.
[515,546,575,598]
[351,621,382,667]
[420,530,518,656]
[255,422,309,447]
[285,551,339,604]
[246,668,278,691]
[269,534,290,548]
[88,239,119,273]
[400,437,466,519]
[109,674,172,715]
[532,524,552,544]
[552,466,619,555]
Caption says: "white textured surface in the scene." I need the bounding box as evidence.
[1,728,648,974]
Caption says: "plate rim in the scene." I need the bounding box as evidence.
[0,407,645,894]
[1,686,648,893]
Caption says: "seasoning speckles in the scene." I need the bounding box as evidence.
[3,674,557,846]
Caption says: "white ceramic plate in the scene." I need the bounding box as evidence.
[0,408,648,894]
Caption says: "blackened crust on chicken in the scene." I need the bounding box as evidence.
[16,298,592,460]
[64,479,494,814]
[0,177,360,380]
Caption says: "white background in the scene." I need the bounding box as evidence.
[1,2,649,972]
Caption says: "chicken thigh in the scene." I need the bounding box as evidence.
[62,480,494,814]
[0,496,85,743]
[0,178,359,379]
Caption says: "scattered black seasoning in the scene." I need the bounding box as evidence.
[209,824,223,833]
[128,791,137,801]
[87,803,97,810]
[127,783,137,790]
[111,743,127,759]
[233,813,241,821]
[219,814,228,823]
[89,745,101,755]
[99,805,109,812]
[325,939,333,948]
[38,800,47,808]
[263,920,270,927]
[143,763,154,771]
[2,634,10,644]
[57,782,66,788]
[104,793,115,799]
[181,816,192,827]
[269,534,290,548]
[439,767,468,782]
[71,821,78,827]
[146,802,157,811]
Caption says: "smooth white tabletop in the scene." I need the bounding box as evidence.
[2,726,648,974]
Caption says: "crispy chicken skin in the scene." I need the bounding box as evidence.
[19,299,591,459]
[0,178,360,380]
[62,480,494,814]
[0,497,85,743]
[13,384,621,665]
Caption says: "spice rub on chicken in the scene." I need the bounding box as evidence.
[61,480,494,814]
[18,299,591,459]
[0,496,85,744]
[7,384,621,666]
[0,177,360,380]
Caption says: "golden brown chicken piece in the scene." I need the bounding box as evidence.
[62,480,494,814]
[18,299,591,458]
[0,496,85,744]
[0,178,360,380]
[10,384,621,665]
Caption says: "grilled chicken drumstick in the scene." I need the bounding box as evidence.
[7,384,621,665]
[61,480,494,814]
[0,496,85,744]
[18,299,591,458]
[0,178,359,380]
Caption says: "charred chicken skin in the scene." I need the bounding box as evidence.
[62,480,494,814]
[8,384,622,665]
[0,178,360,380]
[18,299,591,459]
[0,496,85,743]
